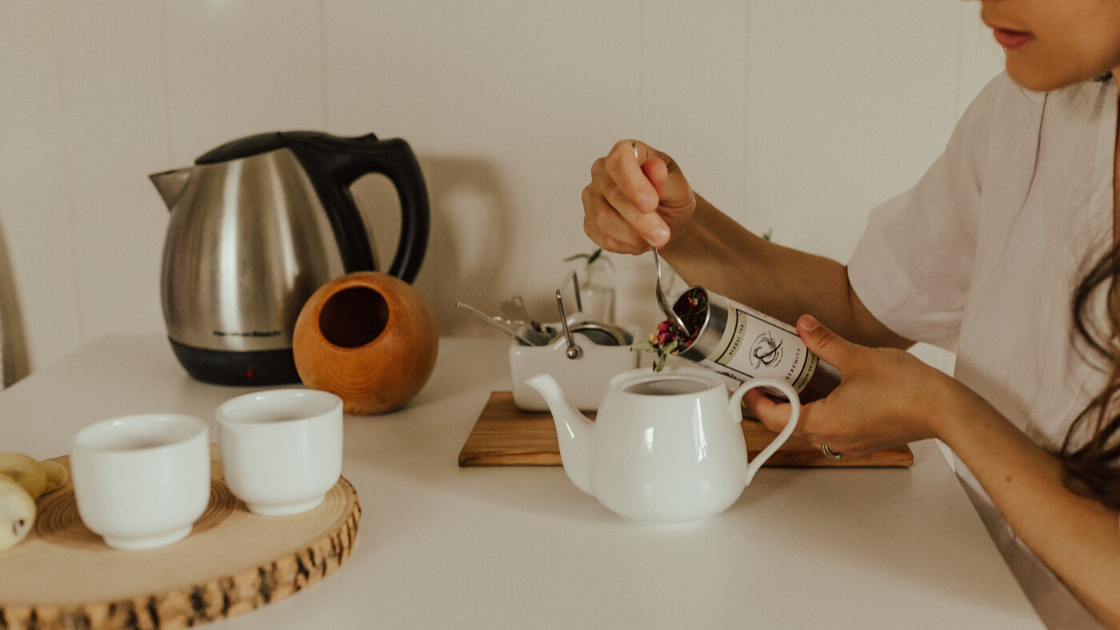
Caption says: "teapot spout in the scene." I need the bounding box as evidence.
[149,167,193,211]
[524,374,595,496]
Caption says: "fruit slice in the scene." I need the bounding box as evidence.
[0,453,47,500]
[0,476,35,551]
[38,460,68,494]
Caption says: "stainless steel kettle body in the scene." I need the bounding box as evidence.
[151,131,429,385]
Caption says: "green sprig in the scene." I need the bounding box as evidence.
[564,247,615,269]
[631,337,683,372]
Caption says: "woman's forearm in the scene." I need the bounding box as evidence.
[659,194,911,349]
[938,390,1120,628]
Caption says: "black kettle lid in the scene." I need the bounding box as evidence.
[194,131,382,165]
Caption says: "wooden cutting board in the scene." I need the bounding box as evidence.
[0,445,360,630]
[459,391,913,468]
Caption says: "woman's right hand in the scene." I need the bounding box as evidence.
[581,140,696,254]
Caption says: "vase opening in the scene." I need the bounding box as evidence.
[318,286,389,348]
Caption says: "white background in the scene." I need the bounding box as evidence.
[0,0,1004,383]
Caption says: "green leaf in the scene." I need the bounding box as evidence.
[564,247,614,270]
[633,336,683,373]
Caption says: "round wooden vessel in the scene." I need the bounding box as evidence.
[0,448,360,630]
[293,271,438,415]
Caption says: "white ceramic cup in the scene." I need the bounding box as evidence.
[216,389,343,516]
[70,414,211,550]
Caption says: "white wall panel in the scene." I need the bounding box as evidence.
[613,0,751,331]
[0,1,80,381]
[322,0,435,145]
[744,0,960,263]
[641,0,748,224]
[162,0,326,165]
[0,0,1008,378]
[321,0,435,330]
[57,2,169,347]
[422,0,645,333]
[956,1,1005,117]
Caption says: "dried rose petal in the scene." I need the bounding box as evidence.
[631,288,709,372]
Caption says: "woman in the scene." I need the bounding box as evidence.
[581,1,1120,628]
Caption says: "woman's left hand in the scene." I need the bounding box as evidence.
[745,315,958,455]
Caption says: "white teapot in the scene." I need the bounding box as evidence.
[524,366,801,525]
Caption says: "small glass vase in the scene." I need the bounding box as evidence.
[578,258,616,324]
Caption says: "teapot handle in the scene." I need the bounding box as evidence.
[285,132,430,284]
[728,378,802,486]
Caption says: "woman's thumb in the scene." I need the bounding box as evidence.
[641,155,691,209]
[641,158,668,195]
[796,315,855,368]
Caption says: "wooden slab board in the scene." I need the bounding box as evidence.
[459,391,913,468]
[0,445,360,630]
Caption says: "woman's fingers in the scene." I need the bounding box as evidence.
[585,166,665,249]
[606,140,660,212]
[602,142,671,247]
[743,390,846,448]
[582,194,650,254]
[583,139,695,251]
[744,388,797,433]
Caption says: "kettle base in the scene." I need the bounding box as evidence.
[169,339,302,386]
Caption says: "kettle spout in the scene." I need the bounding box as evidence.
[149,167,192,211]
[524,374,595,496]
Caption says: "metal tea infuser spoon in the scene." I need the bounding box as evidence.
[634,141,691,337]
[455,302,552,346]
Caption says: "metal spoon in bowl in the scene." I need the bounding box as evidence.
[455,302,552,346]
[498,295,556,341]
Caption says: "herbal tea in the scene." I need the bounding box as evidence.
[623,378,709,396]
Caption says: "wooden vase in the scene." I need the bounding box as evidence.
[293,272,438,415]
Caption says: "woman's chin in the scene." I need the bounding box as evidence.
[1005,57,1113,92]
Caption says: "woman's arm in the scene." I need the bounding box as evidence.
[661,193,911,350]
[749,316,1120,628]
[581,140,911,350]
[940,388,1120,628]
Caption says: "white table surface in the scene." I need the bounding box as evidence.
[0,334,1044,629]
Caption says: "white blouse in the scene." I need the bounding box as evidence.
[848,73,1114,629]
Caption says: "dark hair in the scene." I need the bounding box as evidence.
[1063,240,1120,509]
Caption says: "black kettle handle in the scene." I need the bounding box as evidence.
[284,132,430,283]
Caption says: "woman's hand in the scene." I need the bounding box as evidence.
[581,140,697,254]
[746,315,959,454]
[751,316,1120,626]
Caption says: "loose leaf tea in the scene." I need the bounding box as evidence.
[632,288,707,371]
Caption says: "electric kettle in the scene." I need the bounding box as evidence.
[150,131,429,386]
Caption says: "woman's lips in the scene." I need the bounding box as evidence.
[992,28,1034,50]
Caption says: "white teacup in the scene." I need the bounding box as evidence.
[216,389,343,516]
[71,414,211,550]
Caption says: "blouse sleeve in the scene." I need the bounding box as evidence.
[847,73,1011,351]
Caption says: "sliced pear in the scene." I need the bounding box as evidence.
[37,460,68,494]
[0,476,35,551]
[0,452,48,500]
